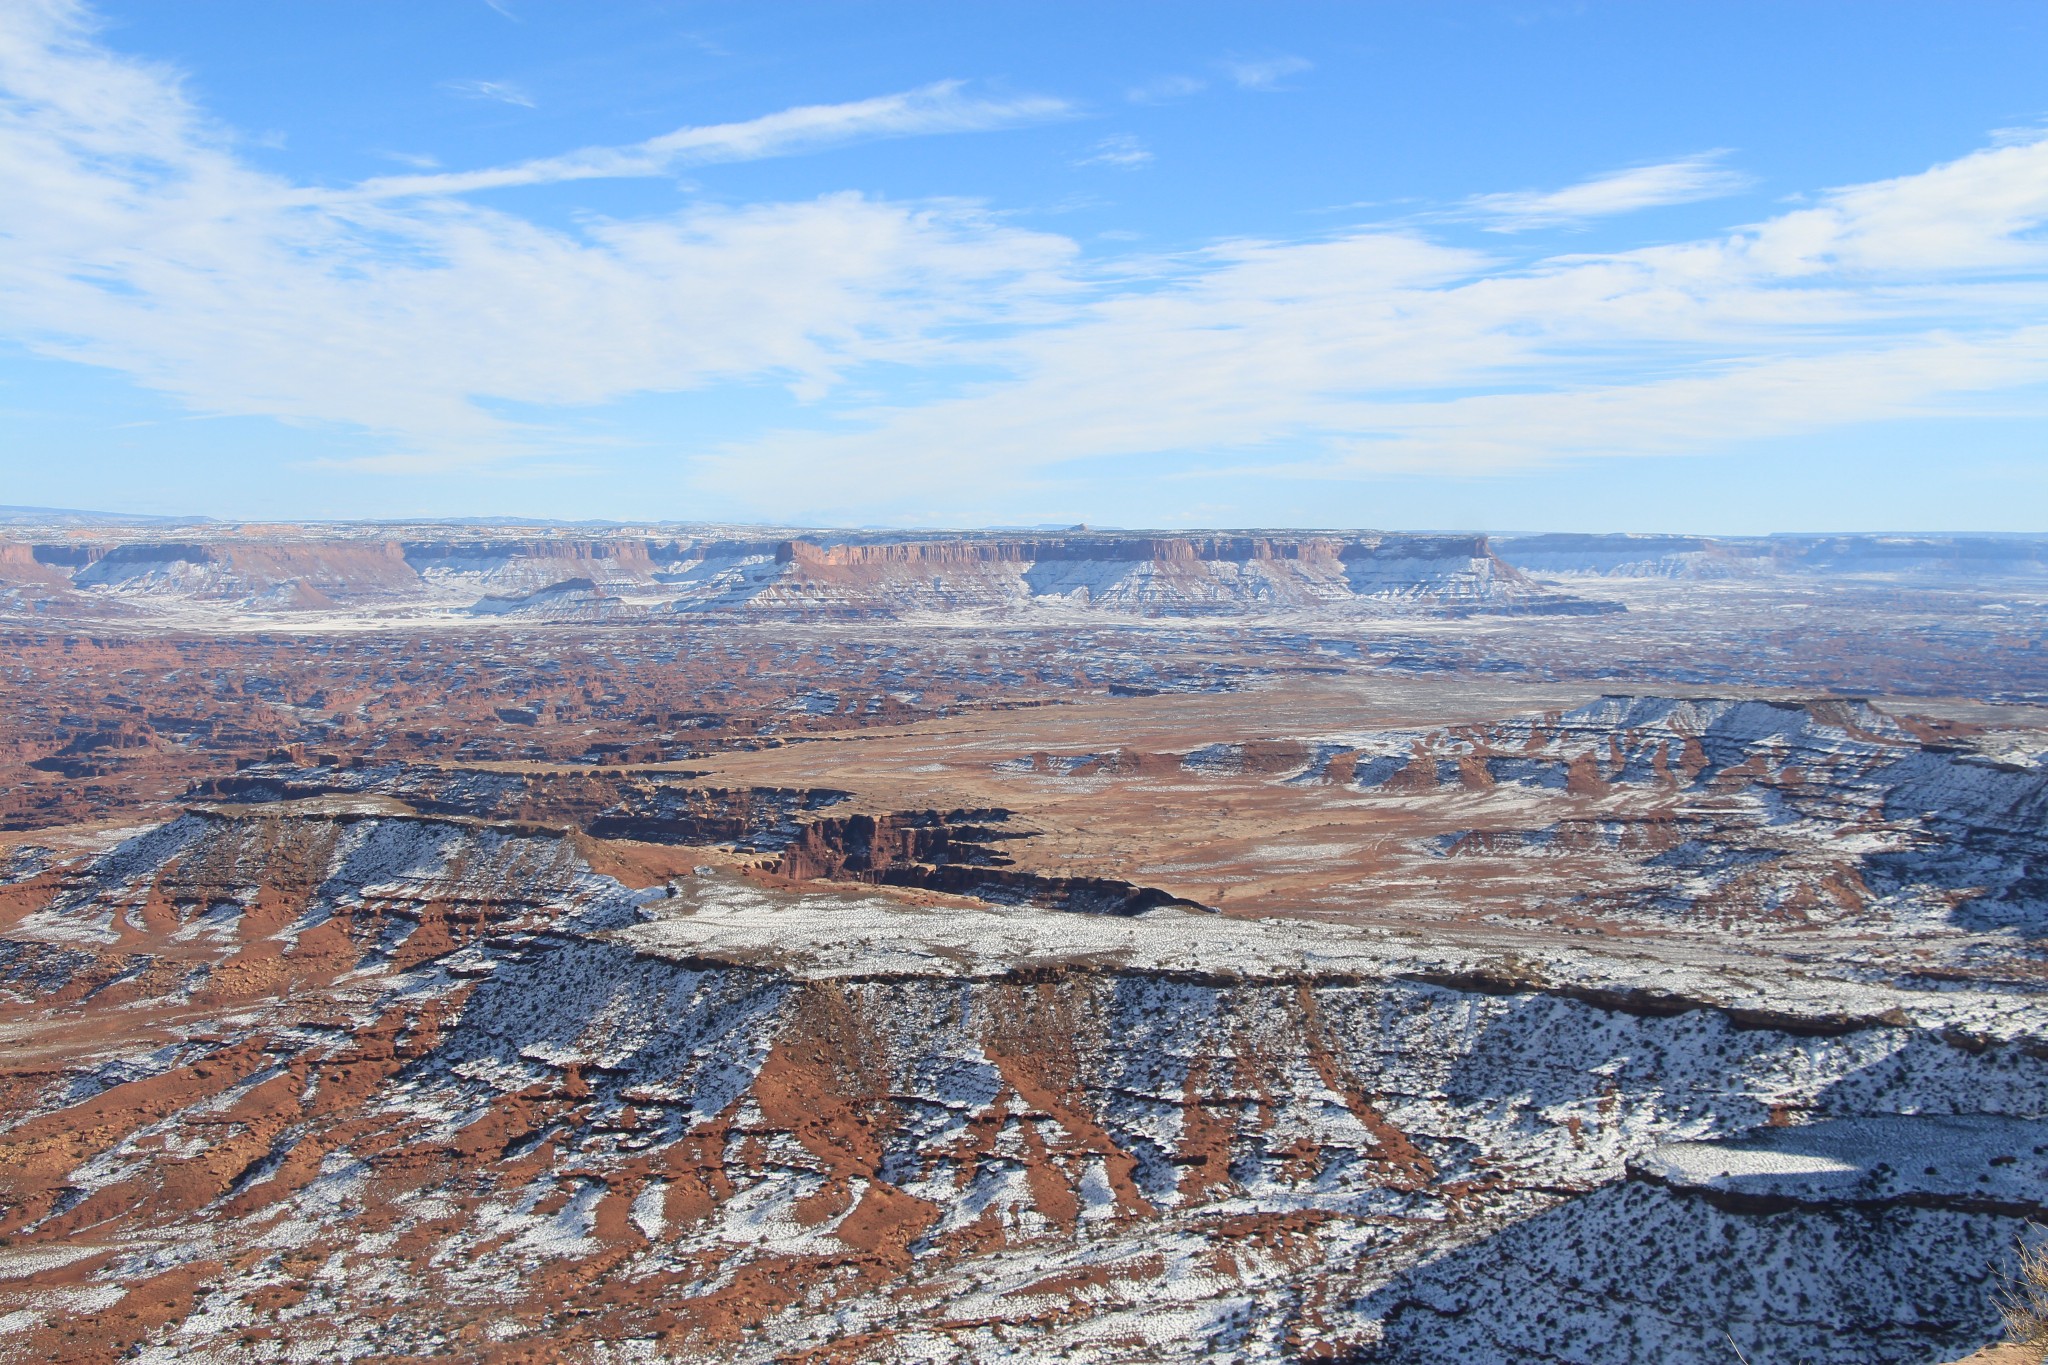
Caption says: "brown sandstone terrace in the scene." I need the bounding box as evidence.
[0,521,2046,1363]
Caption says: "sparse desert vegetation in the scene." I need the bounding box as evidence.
[1999,1236,2048,1359]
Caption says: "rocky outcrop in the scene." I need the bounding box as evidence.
[198,762,1205,916]
[772,808,1206,914]
[0,542,66,585]
[1229,694,2048,958]
[197,762,852,852]
[738,532,1552,617]
[71,540,422,607]
[464,575,636,619]
[773,807,1021,880]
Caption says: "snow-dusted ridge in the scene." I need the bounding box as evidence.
[615,868,2028,1043]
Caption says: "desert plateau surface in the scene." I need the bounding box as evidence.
[0,519,2044,1363]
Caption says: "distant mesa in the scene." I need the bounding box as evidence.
[0,526,1618,623]
[0,503,212,527]
[1493,531,2048,580]
[467,576,615,618]
[2,519,2042,626]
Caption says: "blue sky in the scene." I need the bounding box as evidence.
[2,0,2048,531]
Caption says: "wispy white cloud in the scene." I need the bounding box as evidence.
[0,0,1075,464]
[694,136,2048,514]
[348,80,1072,200]
[1741,138,2048,274]
[1304,329,2048,476]
[1127,74,1204,103]
[1076,134,1151,169]
[3,0,2048,517]
[1220,55,1311,91]
[442,77,534,108]
[1467,153,1752,229]
[1990,121,2048,147]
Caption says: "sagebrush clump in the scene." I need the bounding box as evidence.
[1998,1237,2048,1358]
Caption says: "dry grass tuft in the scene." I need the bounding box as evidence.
[1998,1235,2048,1357]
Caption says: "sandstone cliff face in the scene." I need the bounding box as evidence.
[709,534,1535,617]
[0,792,2040,1363]
[0,543,65,585]
[72,541,423,607]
